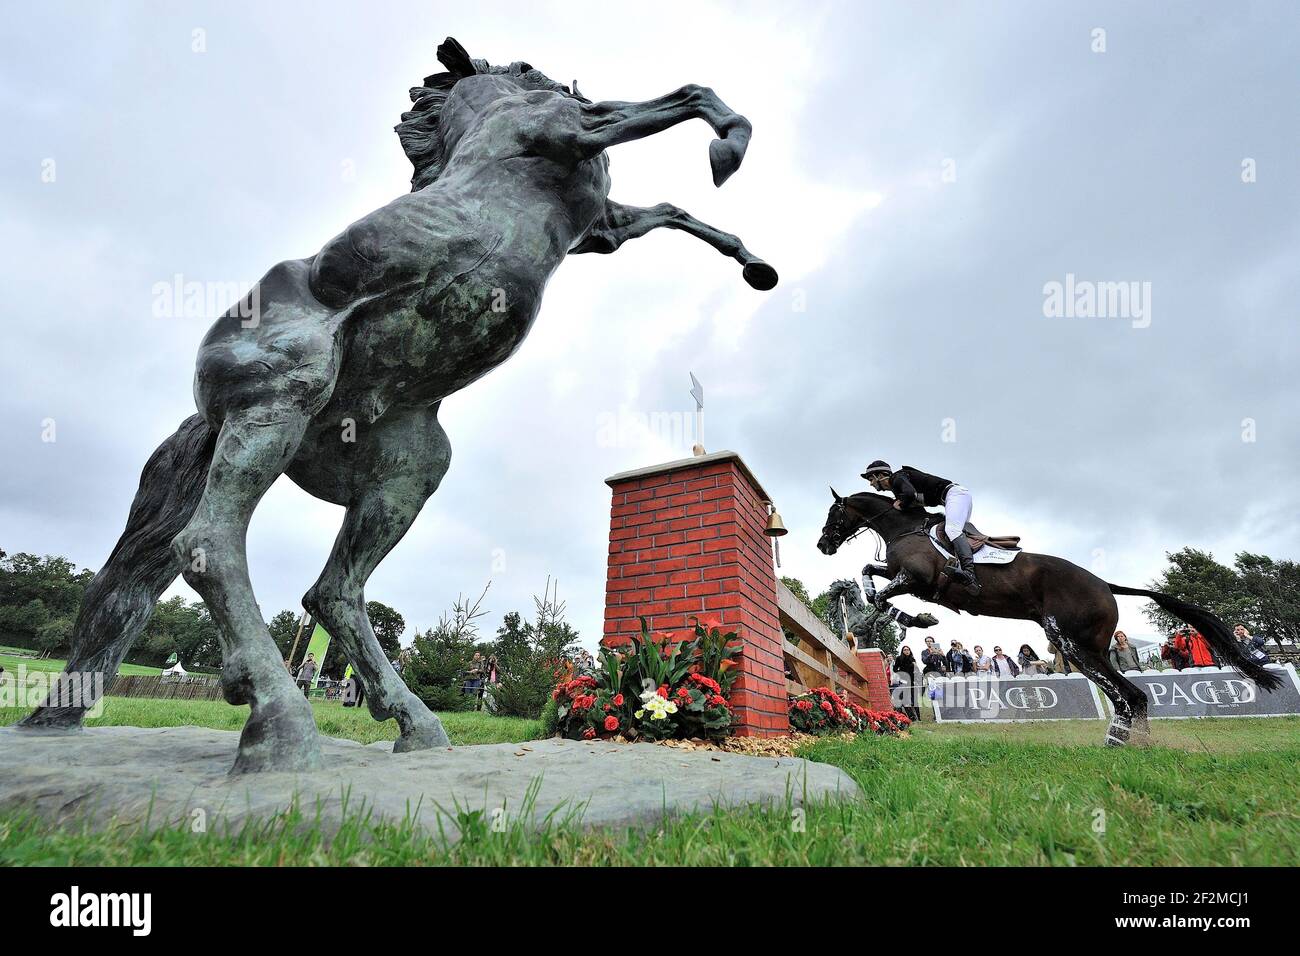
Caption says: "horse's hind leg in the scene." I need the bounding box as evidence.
[1045,615,1148,747]
[301,408,452,753]
[172,410,322,773]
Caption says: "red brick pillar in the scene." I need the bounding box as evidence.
[602,451,789,737]
[855,648,894,711]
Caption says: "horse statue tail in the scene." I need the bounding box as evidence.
[1107,582,1282,691]
[18,414,217,729]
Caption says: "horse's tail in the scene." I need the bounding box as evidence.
[1107,582,1281,691]
[18,414,217,729]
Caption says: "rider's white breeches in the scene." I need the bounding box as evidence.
[944,484,972,539]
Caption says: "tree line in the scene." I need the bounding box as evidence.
[0,547,581,719]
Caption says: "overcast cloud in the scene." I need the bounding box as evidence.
[2,1,1296,658]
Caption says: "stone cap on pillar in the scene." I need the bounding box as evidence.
[605,449,773,502]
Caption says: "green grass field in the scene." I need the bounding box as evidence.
[1,695,1297,866]
[0,649,161,677]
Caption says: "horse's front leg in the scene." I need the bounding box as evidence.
[867,569,938,628]
[572,200,777,290]
[874,571,914,609]
[576,85,751,185]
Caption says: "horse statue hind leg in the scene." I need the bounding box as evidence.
[295,404,454,753]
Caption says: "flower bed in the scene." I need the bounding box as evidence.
[552,617,741,742]
[788,686,910,737]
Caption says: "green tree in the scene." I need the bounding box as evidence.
[34,615,73,658]
[490,582,579,718]
[1144,548,1252,636]
[810,589,832,624]
[366,601,406,659]
[1232,553,1300,646]
[267,609,304,660]
[403,588,488,712]
[139,596,220,669]
[0,551,91,650]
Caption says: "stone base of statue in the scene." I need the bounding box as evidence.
[0,726,856,837]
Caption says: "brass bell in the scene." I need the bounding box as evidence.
[764,505,788,537]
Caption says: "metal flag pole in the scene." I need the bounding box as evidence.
[689,372,705,456]
[286,609,310,670]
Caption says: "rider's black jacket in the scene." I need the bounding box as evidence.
[887,466,955,509]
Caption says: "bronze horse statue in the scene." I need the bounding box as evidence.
[18,38,777,772]
[818,489,1280,745]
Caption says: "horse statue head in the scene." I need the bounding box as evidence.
[825,578,884,649]
[396,38,588,190]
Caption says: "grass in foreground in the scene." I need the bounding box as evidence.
[2,717,1297,866]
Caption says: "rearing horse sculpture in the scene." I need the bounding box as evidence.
[19,38,777,772]
[818,490,1280,746]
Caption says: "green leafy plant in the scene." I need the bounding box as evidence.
[553,617,742,743]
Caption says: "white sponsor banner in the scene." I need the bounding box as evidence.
[1116,664,1300,719]
[930,673,1106,723]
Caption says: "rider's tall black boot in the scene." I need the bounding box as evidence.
[949,534,981,595]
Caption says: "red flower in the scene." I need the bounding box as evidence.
[604,715,619,732]
[612,694,624,707]
[795,699,813,712]
[688,674,722,694]
[820,701,833,713]
[657,684,670,699]
[708,694,728,708]
[582,727,596,740]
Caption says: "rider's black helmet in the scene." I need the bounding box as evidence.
[861,459,892,480]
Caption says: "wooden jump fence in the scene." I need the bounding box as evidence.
[777,580,876,708]
[106,674,224,701]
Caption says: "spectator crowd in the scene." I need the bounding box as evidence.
[885,623,1274,721]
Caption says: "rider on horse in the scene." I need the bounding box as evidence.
[860,460,981,595]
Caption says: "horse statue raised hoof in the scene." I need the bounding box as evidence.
[17,37,777,773]
[819,488,1280,749]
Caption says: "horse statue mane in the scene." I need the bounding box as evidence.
[397,37,580,190]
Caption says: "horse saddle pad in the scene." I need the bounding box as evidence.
[928,522,1022,564]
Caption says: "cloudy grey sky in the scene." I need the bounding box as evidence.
[2,1,1296,659]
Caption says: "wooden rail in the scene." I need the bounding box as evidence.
[777,581,873,707]
[106,674,224,701]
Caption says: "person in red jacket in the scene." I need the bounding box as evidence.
[1173,627,1217,667]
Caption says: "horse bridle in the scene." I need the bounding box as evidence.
[833,496,928,556]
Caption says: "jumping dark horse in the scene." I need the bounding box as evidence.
[17,38,776,772]
[817,489,1281,746]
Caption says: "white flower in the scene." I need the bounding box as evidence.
[636,691,678,721]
